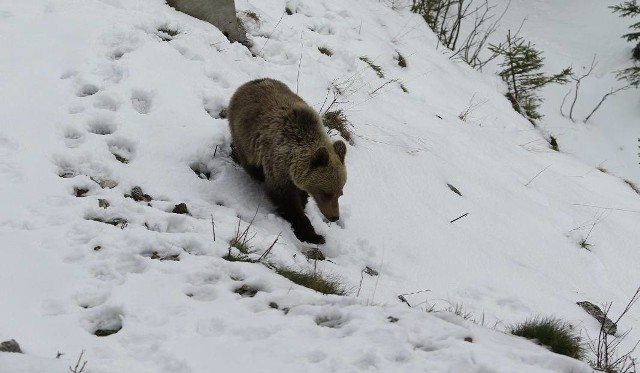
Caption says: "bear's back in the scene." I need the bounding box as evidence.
[228,78,326,168]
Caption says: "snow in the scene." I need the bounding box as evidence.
[0,0,638,372]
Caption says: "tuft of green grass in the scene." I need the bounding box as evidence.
[318,46,333,57]
[359,56,385,78]
[228,218,256,255]
[510,316,585,359]
[275,267,347,295]
[399,81,409,93]
[222,252,256,263]
[322,109,353,144]
[395,50,407,68]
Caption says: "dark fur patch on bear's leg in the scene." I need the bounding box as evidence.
[299,190,309,209]
[244,164,265,182]
[267,186,324,244]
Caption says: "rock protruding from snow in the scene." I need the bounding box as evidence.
[0,339,22,353]
[577,301,617,335]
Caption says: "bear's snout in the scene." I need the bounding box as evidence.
[328,216,339,222]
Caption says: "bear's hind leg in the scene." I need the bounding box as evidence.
[266,186,324,244]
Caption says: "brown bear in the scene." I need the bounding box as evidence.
[228,78,347,244]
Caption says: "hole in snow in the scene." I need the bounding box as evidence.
[87,115,117,135]
[77,84,100,97]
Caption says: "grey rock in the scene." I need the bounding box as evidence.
[577,301,617,335]
[172,203,189,215]
[0,339,22,353]
[95,178,118,189]
[130,186,152,202]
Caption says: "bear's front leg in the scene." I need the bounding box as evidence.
[266,185,325,244]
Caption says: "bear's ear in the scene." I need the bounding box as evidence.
[310,147,330,169]
[333,140,346,164]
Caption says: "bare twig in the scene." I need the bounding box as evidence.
[585,84,632,122]
[258,233,281,261]
[296,32,303,94]
[560,88,572,117]
[258,10,286,55]
[586,286,640,372]
[69,350,87,373]
[566,55,597,121]
[524,164,552,186]
[450,212,469,223]
[211,215,216,242]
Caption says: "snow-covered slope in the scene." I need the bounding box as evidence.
[1,0,638,372]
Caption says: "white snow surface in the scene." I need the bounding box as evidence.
[0,0,638,372]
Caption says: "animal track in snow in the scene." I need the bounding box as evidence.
[93,94,120,111]
[314,311,347,328]
[185,286,218,301]
[86,114,117,135]
[83,305,123,336]
[203,95,227,119]
[68,103,86,114]
[60,69,77,80]
[77,84,100,97]
[190,160,222,181]
[204,69,231,88]
[131,89,153,114]
[108,46,133,61]
[53,154,112,180]
[106,136,136,163]
[61,126,86,148]
[75,288,111,309]
[173,44,204,61]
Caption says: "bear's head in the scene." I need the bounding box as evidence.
[298,140,347,222]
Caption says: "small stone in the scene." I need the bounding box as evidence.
[74,187,89,197]
[150,251,180,261]
[96,178,118,189]
[269,302,279,309]
[235,284,258,297]
[447,183,462,196]
[464,336,473,343]
[95,328,120,337]
[130,186,152,202]
[172,203,189,215]
[363,266,379,276]
[0,339,22,353]
[93,246,102,251]
[387,316,399,323]
[98,199,110,209]
[114,154,128,163]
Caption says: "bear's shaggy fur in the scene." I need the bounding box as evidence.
[228,78,347,244]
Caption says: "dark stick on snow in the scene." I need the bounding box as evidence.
[211,215,216,242]
[450,213,469,223]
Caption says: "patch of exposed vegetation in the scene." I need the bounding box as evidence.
[510,316,585,359]
[275,267,347,295]
[322,109,353,144]
[359,56,385,78]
